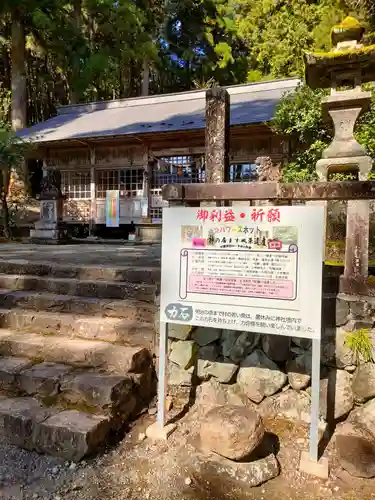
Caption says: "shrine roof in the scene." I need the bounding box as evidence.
[18,78,300,144]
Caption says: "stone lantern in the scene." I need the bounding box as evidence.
[30,169,67,244]
[304,16,375,181]
[304,16,375,291]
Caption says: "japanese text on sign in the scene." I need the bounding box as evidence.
[160,206,324,340]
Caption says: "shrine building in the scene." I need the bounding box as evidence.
[19,77,299,239]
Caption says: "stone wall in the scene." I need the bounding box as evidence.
[160,292,375,429]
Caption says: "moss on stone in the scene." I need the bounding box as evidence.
[326,240,346,248]
[331,16,365,46]
[332,16,364,32]
[310,44,375,60]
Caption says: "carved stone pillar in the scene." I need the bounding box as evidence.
[30,169,68,244]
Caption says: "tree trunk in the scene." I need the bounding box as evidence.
[70,0,82,104]
[141,59,150,96]
[11,12,26,131]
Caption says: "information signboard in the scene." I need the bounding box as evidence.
[160,205,324,340]
[157,204,326,471]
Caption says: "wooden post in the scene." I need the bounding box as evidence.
[205,87,230,184]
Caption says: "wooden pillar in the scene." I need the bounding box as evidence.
[89,147,96,236]
[205,87,230,184]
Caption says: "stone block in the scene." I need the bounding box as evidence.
[166,324,193,341]
[348,399,375,439]
[318,369,354,422]
[286,352,311,391]
[299,451,329,480]
[262,334,291,362]
[197,344,219,362]
[200,405,264,461]
[202,361,238,384]
[60,372,134,416]
[321,327,355,368]
[146,421,177,441]
[193,327,221,347]
[237,350,287,403]
[211,453,280,487]
[0,332,151,375]
[19,362,73,399]
[336,297,350,326]
[222,330,260,364]
[33,410,111,461]
[352,363,375,403]
[291,337,312,350]
[0,357,32,391]
[0,397,57,450]
[343,320,374,332]
[169,341,196,369]
[336,433,375,478]
[168,362,194,387]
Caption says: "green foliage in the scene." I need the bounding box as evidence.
[233,0,349,79]
[345,328,374,363]
[273,83,375,182]
[0,129,29,170]
[0,89,10,128]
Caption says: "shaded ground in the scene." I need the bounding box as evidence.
[0,406,374,500]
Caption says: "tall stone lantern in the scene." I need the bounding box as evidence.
[304,16,375,290]
[304,16,374,180]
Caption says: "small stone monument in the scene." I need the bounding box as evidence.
[30,169,67,244]
[304,16,374,181]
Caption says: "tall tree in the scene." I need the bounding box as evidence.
[234,0,349,79]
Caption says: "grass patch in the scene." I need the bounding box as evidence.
[345,328,374,363]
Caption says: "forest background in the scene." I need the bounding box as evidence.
[1,0,375,183]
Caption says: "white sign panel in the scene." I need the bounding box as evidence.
[160,205,324,340]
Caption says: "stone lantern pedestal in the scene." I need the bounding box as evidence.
[30,169,67,244]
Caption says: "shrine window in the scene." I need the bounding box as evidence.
[61,170,91,199]
[96,168,144,199]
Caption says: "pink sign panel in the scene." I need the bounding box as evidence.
[188,275,294,299]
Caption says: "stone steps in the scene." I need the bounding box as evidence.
[0,307,155,349]
[0,259,161,284]
[0,352,155,461]
[0,248,159,460]
[0,289,156,322]
[0,330,151,374]
[0,357,153,420]
[0,274,157,302]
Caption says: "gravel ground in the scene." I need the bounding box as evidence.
[0,404,374,500]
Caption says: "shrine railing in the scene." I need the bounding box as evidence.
[163,180,375,297]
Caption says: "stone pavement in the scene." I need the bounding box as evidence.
[0,243,161,267]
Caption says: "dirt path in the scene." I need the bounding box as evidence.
[2,407,371,500]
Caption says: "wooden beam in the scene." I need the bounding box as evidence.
[163,181,375,202]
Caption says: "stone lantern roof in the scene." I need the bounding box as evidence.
[304,16,375,89]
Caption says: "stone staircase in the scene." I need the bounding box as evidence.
[0,255,160,462]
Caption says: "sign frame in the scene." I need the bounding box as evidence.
[157,204,325,465]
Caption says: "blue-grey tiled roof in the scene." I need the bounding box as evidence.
[18,78,300,143]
